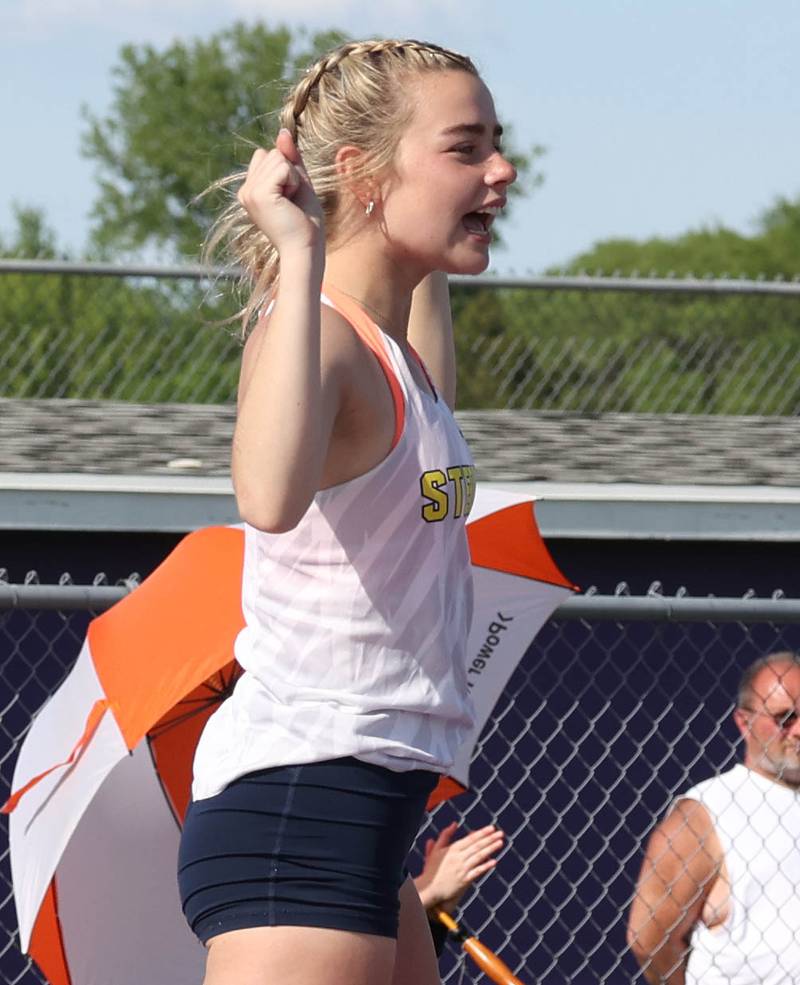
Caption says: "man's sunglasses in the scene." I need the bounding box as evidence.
[740,707,800,731]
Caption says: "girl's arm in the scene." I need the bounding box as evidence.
[232,131,343,533]
[408,271,456,409]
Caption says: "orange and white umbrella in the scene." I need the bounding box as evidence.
[428,488,576,805]
[4,488,574,985]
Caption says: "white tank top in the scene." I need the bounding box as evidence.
[684,764,800,985]
[192,286,476,801]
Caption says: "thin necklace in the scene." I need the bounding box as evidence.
[329,285,407,339]
[329,283,437,399]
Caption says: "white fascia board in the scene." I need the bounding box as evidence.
[3,474,800,540]
[0,472,238,533]
[488,482,800,541]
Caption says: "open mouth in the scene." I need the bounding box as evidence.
[462,206,500,237]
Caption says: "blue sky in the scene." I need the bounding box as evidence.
[3,0,799,273]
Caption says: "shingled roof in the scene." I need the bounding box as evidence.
[1,398,798,487]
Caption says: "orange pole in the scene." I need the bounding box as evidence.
[433,907,528,985]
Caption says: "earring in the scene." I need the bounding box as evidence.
[365,200,375,217]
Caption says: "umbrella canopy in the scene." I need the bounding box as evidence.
[428,488,575,804]
[4,489,574,985]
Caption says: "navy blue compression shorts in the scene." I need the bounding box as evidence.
[177,756,438,944]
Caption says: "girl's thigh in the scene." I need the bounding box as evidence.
[203,925,396,985]
[202,878,441,985]
[391,876,442,985]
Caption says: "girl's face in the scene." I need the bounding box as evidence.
[379,70,517,278]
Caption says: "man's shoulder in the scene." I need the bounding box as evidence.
[679,763,782,829]
[680,763,746,804]
[648,796,721,873]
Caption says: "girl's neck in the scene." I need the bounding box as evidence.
[324,242,424,345]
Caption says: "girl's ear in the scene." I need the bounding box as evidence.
[334,145,375,213]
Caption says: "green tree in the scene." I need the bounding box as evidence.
[0,205,61,259]
[81,23,542,260]
[0,206,241,402]
[82,24,346,259]
[560,194,800,278]
[447,193,800,412]
[759,196,800,274]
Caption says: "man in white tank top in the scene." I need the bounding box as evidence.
[627,652,800,985]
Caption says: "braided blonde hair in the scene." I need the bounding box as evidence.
[204,39,478,332]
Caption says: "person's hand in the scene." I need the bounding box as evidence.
[237,129,324,255]
[414,822,505,915]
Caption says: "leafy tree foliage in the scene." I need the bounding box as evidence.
[448,194,800,410]
[449,281,800,412]
[82,24,346,258]
[561,195,800,278]
[0,206,240,401]
[0,205,60,259]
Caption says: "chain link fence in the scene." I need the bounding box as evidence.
[2,583,800,984]
[2,260,800,413]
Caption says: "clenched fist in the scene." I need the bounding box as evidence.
[237,129,325,255]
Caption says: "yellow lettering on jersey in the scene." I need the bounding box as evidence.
[463,465,476,516]
[420,469,448,522]
[447,466,465,518]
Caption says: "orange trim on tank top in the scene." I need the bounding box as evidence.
[407,342,438,402]
[321,283,405,450]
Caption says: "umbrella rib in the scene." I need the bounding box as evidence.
[148,667,242,736]
[149,698,229,737]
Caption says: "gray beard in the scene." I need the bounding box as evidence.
[756,754,800,788]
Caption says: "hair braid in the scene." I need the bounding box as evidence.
[282,45,354,136]
[283,39,475,135]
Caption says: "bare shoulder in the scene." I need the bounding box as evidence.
[242,301,360,356]
[645,798,722,874]
[656,798,716,842]
[318,301,363,365]
[238,301,361,406]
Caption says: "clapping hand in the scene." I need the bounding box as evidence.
[415,822,505,915]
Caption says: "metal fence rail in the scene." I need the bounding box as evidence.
[2,584,799,984]
[2,261,800,413]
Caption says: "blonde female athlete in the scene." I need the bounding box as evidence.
[177,39,516,985]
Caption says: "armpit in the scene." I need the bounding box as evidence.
[700,856,731,930]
